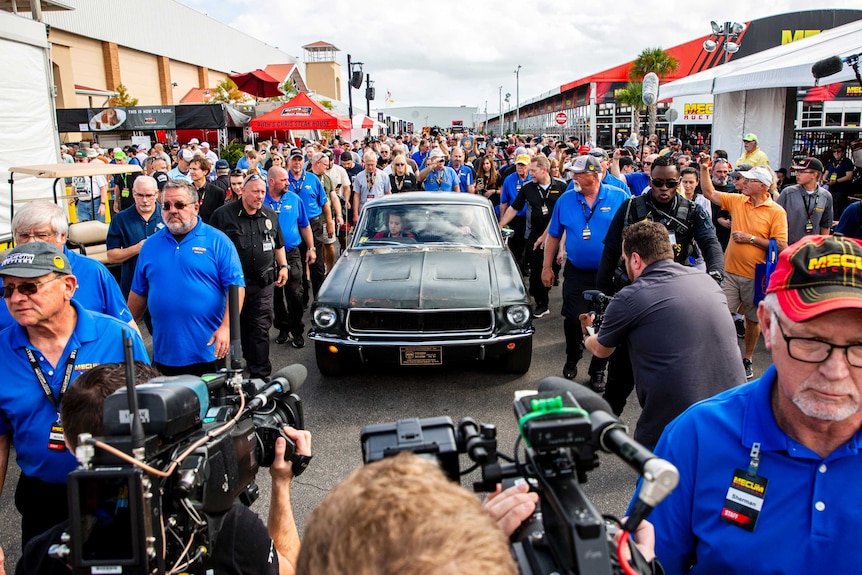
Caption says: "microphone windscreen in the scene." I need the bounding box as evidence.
[536,376,614,414]
[271,364,308,393]
[642,73,660,106]
[812,56,844,79]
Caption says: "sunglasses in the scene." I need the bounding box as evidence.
[162,201,192,211]
[650,178,680,189]
[643,161,653,166]
[3,275,63,299]
[243,174,263,185]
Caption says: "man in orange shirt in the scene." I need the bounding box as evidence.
[700,159,788,378]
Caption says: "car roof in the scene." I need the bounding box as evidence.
[368,192,491,208]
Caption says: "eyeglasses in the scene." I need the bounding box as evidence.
[650,178,680,189]
[3,275,63,299]
[162,201,192,211]
[15,231,56,242]
[643,161,653,166]
[393,163,406,166]
[230,169,245,177]
[732,175,744,180]
[771,311,862,368]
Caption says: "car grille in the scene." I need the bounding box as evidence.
[347,309,494,335]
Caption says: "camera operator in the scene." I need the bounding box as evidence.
[635,235,862,574]
[596,155,725,415]
[18,362,311,575]
[583,221,743,448]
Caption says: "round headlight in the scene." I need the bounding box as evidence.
[506,305,531,327]
[313,306,338,329]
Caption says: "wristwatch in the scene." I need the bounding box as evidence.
[278,264,287,269]
[309,246,316,251]
[749,235,756,244]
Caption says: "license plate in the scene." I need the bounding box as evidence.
[399,346,443,366]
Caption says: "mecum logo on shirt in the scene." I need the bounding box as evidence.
[192,247,208,254]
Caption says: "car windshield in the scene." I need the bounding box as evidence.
[354,204,501,248]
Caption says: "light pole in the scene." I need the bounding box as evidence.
[514,65,521,133]
[347,54,363,120]
[702,21,745,64]
[498,85,503,136]
[504,93,510,135]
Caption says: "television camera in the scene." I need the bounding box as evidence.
[583,290,613,334]
[50,286,308,574]
[361,378,678,575]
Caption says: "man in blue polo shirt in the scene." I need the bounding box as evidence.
[0,201,136,333]
[265,166,317,347]
[128,181,245,376]
[419,148,460,192]
[106,175,164,300]
[541,155,628,382]
[500,153,532,273]
[450,147,475,193]
[638,235,862,574]
[0,242,149,550]
[287,147,332,304]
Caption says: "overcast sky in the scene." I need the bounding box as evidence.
[177,1,860,112]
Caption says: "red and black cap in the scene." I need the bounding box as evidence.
[766,235,862,322]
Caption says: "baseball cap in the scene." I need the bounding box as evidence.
[288,148,304,159]
[570,155,602,174]
[740,166,773,187]
[74,149,88,159]
[201,142,210,149]
[0,243,72,279]
[588,148,609,160]
[215,159,230,171]
[189,138,200,145]
[429,148,445,160]
[170,142,180,149]
[577,145,592,155]
[729,163,753,178]
[743,133,758,142]
[766,235,862,322]
[179,149,194,162]
[791,157,824,173]
[113,151,126,160]
[515,154,531,166]
[86,148,100,159]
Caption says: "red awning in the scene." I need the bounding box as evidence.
[250,92,352,131]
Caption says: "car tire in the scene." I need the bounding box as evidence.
[501,337,532,374]
[315,341,344,377]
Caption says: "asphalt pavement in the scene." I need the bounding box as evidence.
[0,281,774,571]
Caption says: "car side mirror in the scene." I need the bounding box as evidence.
[501,227,514,240]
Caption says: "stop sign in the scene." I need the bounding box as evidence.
[555,112,567,125]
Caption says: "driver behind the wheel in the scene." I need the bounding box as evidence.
[373,211,415,239]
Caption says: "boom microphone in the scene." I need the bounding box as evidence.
[812,56,844,81]
[270,364,307,394]
[642,73,659,106]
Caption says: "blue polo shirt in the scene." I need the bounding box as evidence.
[106,204,164,298]
[0,300,149,483]
[565,179,631,199]
[450,164,475,192]
[624,171,650,196]
[264,190,310,251]
[603,172,631,195]
[423,167,460,192]
[637,365,862,574]
[412,150,428,168]
[131,218,245,367]
[0,246,133,331]
[501,171,532,216]
[547,183,628,270]
[288,169,328,220]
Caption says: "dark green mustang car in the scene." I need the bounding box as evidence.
[310,193,534,376]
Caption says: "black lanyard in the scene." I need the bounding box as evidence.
[580,195,600,227]
[290,173,306,195]
[802,191,819,221]
[25,348,78,411]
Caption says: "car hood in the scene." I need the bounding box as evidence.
[319,247,527,310]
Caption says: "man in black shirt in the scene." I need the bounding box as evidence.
[210,174,289,378]
[189,157,225,224]
[499,155,565,318]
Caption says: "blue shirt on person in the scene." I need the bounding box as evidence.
[0,246,133,331]
[547,183,628,270]
[0,300,149,483]
[450,164,475,192]
[106,204,164,298]
[501,171,533,217]
[423,167,460,192]
[264,191,310,252]
[412,150,428,168]
[634,365,862,575]
[288,170,328,220]
[624,171,651,196]
[131,217,245,367]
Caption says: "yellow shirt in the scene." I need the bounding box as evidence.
[736,148,770,168]
[720,192,787,278]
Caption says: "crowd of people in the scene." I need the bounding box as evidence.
[0,126,860,574]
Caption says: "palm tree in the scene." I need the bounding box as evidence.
[616,82,645,142]
[628,48,679,137]
[211,78,249,104]
[108,84,138,107]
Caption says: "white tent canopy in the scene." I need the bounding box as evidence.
[661,19,862,99]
